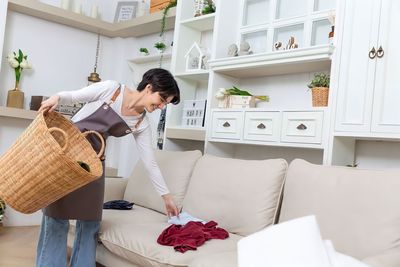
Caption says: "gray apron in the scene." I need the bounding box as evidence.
[44,87,132,221]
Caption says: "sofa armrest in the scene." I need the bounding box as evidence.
[362,248,400,267]
[104,177,128,202]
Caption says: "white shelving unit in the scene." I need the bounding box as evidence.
[7,0,176,37]
[164,0,336,164]
[163,0,215,151]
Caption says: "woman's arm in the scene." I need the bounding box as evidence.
[39,80,119,113]
[134,124,179,217]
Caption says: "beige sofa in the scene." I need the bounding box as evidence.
[68,150,400,267]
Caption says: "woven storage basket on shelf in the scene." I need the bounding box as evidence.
[311,87,329,107]
[0,111,104,214]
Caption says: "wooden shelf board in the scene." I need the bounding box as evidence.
[8,0,176,38]
[209,45,333,78]
[165,126,206,141]
[181,13,215,31]
[0,106,37,120]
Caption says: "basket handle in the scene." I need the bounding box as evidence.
[48,127,69,153]
[82,131,105,158]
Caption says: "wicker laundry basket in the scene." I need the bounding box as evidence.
[0,111,105,214]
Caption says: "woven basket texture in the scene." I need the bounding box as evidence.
[0,112,103,214]
[311,87,329,107]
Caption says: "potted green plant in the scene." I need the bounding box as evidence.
[0,198,6,226]
[154,41,167,53]
[202,0,216,15]
[139,47,149,56]
[307,73,330,107]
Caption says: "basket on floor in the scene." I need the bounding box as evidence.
[311,87,329,107]
[0,111,105,214]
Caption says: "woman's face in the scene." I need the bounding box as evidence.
[144,84,174,113]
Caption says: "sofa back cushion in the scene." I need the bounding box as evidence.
[124,150,202,214]
[182,155,287,236]
[279,159,400,259]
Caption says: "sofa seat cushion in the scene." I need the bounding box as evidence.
[183,155,288,236]
[124,150,202,215]
[279,159,400,260]
[99,220,242,267]
[188,251,237,267]
[69,205,166,237]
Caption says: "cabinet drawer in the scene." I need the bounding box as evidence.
[281,112,323,144]
[211,111,243,140]
[244,111,280,142]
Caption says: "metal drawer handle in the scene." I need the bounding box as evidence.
[223,122,230,127]
[377,46,384,58]
[369,47,376,59]
[257,123,266,129]
[297,123,307,130]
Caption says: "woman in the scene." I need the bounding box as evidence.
[36,68,180,267]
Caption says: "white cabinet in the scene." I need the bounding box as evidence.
[281,111,323,144]
[211,111,243,140]
[371,0,400,133]
[210,109,325,148]
[335,0,400,134]
[243,111,280,142]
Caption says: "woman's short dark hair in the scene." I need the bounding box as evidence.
[137,68,180,104]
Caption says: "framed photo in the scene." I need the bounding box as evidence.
[114,1,138,22]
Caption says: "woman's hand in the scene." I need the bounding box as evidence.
[162,194,179,218]
[38,95,60,113]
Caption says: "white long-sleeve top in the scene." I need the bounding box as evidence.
[57,80,169,196]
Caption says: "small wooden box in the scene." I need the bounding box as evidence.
[150,0,170,13]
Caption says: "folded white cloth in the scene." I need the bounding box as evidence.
[167,211,205,225]
[237,215,370,267]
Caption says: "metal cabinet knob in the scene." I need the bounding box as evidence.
[297,123,307,130]
[377,46,384,58]
[257,123,266,129]
[369,47,376,59]
[223,122,230,127]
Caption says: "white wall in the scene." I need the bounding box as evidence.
[0,3,174,226]
[0,0,8,74]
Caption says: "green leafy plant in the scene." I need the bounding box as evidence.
[0,199,6,223]
[139,47,149,55]
[202,0,216,15]
[160,0,177,38]
[154,42,167,51]
[216,86,269,101]
[308,73,330,88]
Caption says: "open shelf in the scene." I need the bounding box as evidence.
[165,126,206,141]
[209,45,333,78]
[174,70,210,81]
[0,106,37,120]
[129,53,172,64]
[180,13,215,31]
[8,0,176,38]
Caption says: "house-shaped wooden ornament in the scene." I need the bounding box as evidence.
[185,42,205,72]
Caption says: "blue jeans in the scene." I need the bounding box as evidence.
[36,215,100,267]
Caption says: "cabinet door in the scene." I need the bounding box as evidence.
[334,0,381,132]
[371,0,400,133]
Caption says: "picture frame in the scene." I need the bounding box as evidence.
[114,1,138,23]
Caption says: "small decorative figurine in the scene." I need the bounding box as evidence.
[238,41,253,56]
[227,44,238,57]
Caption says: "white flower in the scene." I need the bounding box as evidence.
[215,91,225,99]
[20,59,31,69]
[9,58,19,68]
[218,88,227,95]
[7,53,15,63]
